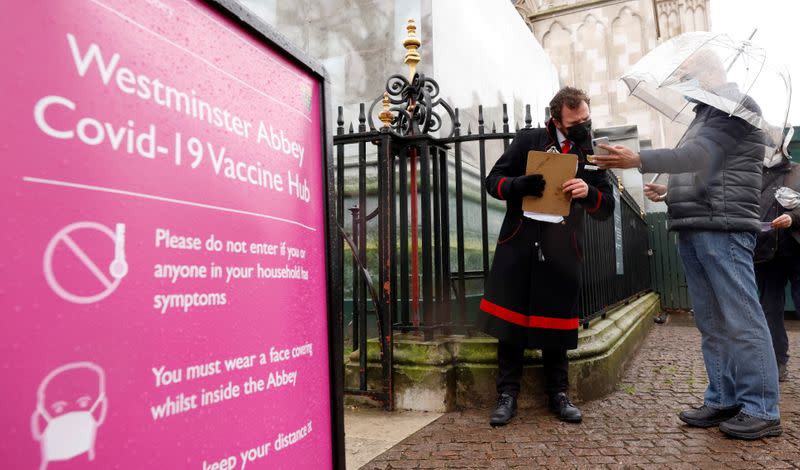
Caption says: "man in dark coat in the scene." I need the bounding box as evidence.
[593,52,782,440]
[480,87,614,426]
[754,141,800,383]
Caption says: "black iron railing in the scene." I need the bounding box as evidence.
[334,81,652,408]
[577,187,652,321]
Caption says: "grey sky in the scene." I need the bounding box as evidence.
[710,0,799,124]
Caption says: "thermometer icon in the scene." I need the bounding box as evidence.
[109,223,128,279]
[44,221,129,304]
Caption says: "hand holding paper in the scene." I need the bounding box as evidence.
[771,214,793,229]
[562,178,588,199]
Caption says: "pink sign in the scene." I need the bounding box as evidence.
[0,1,334,468]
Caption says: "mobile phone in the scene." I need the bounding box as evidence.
[590,137,610,158]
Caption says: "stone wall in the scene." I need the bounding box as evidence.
[515,0,711,213]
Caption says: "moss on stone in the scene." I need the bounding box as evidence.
[345,293,663,411]
[393,340,451,366]
[448,337,497,364]
[394,364,448,384]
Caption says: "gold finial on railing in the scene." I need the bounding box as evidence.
[379,92,393,128]
[403,18,421,80]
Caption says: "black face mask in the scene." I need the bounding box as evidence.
[565,119,592,149]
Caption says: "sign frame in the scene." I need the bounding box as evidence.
[201,1,344,467]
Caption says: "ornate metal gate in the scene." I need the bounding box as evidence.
[333,19,652,410]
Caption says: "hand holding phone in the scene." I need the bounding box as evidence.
[589,137,609,162]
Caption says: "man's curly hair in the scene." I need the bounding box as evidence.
[549,87,590,122]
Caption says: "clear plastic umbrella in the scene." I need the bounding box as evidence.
[621,31,792,156]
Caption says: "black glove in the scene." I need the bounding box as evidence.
[511,174,545,197]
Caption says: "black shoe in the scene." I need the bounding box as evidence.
[719,411,782,440]
[548,392,582,423]
[678,404,741,428]
[778,363,788,382]
[489,393,517,427]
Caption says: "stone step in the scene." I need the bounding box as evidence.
[345,292,661,411]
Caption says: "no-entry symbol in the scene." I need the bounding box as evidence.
[43,221,128,304]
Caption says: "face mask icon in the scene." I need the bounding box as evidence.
[31,362,108,470]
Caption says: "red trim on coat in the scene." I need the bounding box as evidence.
[497,219,523,245]
[497,177,507,199]
[480,298,579,330]
[586,191,603,213]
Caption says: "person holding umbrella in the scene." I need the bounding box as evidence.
[594,41,783,439]
[644,133,800,384]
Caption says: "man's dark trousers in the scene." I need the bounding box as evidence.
[756,257,800,366]
[496,340,568,398]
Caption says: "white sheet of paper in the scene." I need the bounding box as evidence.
[523,212,564,223]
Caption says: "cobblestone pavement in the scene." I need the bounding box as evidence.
[364,313,800,469]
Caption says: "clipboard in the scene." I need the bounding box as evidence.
[521,150,578,216]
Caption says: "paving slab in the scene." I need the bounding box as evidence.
[362,313,800,469]
[345,407,443,469]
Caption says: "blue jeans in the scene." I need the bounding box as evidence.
[678,231,780,420]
